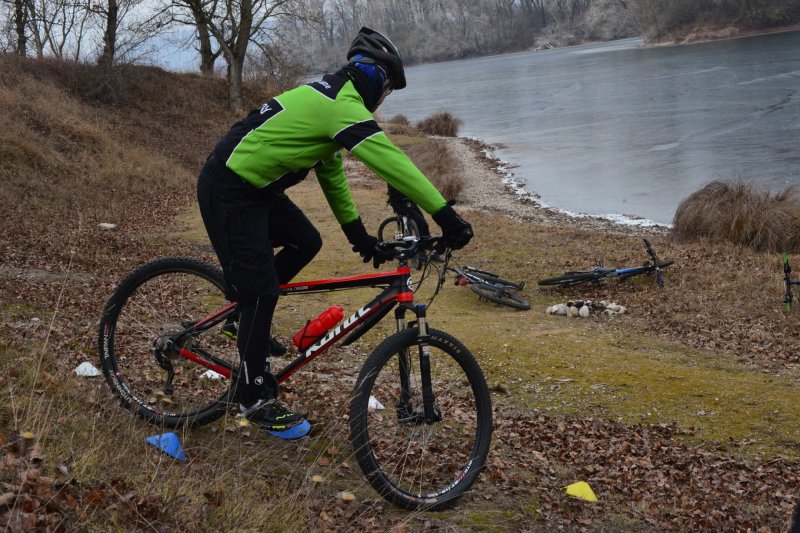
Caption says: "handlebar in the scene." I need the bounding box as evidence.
[643,238,666,288]
[376,236,447,261]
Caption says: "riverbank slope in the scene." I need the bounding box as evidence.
[1,58,799,530]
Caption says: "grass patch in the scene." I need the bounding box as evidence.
[416,111,463,137]
[673,178,800,252]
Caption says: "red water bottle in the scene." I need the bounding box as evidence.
[293,306,344,349]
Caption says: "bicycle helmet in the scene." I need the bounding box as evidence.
[347,27,406,90]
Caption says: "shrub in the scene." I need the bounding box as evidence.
[405,138,463,201]
[672,179,800,252]
[389,114,410,126]
[416,112,463,137]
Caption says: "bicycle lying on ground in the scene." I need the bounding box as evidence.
[98,237,492,511]
[537,238,674,289]
[447,265,530,310]
[783,252,800,311]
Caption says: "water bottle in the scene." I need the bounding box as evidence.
[293,306,344,349]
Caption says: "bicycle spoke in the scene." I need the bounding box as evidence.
[99,258,238,427]
[351,328,491,509]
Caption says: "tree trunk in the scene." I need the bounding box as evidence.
[99,0,119,67]
[14,0,27,56]
[197,23,217,76]
[227,57,245,111]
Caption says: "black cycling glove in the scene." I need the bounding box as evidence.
[341,217,389,268]
[433,203,473,250]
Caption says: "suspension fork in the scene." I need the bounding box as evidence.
[395,303,441,424]
[415,304,441,423]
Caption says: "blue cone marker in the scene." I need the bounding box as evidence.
[145,432,187,461]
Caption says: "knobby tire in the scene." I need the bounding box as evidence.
[469,282,531,310]
[350,327,493,511]
[98,257,236,428]
[537,272,599,288]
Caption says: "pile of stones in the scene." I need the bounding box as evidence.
[545,300,627,318]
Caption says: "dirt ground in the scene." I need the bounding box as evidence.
[3,132,800,531]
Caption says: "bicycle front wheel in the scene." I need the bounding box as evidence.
[98,257,238,428]
[377,216,422,269]
[470,282,531,310]
[537,272,598,288]
[350,328,493,510]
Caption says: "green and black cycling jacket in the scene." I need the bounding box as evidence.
[213,73,448,225]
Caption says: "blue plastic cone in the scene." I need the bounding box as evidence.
[268,419,311,440]
[146,432,187,461]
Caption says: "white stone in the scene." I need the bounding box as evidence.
[579,305,590,318]
[74,362,101,377]
[98,223,118,231]
[368,396,385,410]
[201,369,224,380]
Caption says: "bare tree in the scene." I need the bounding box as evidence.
[163,0,221,76]
[23,0,92,59]
[194,0,309,110]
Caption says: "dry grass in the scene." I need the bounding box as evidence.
[416,111,463,137]
[5,55,800,531]
[404,138,463,201]
[388,114,410,126]
[672,179,800,252]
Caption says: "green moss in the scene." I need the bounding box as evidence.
[2,302,39,316]
[461,509,525,531]
[174,203,211,244]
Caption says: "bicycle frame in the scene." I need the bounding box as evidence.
[783,252,800,311]
[171,264,422,385]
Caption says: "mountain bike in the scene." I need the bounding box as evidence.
[377,214,423,269]
[447,265,530,310]
[97,237,492,511]
[783,252,800,311]
[538,238,674,289]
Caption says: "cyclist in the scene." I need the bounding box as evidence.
[196,27,473,435]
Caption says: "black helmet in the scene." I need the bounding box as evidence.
[347,27,406,90]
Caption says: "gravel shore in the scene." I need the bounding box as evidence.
[445,136,670,237]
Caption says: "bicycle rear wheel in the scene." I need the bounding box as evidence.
[469,282,530,310]
[537,272,598,288]
[98,257,238,428]
[350,328,492,510]
[463,267,523,290]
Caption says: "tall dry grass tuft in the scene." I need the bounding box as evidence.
[416,111,463,137]
[388,114,410,126]
[672,179,800,252]
[405,138,463,201]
